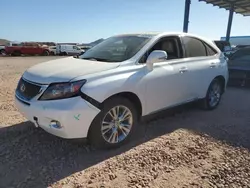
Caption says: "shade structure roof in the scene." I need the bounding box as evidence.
[199,0,250,16]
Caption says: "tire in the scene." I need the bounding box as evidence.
[0,49,6,55]
[42,50,49,56]
[88,97,138,149]
[60,52,67,56]
[200,78,223,110]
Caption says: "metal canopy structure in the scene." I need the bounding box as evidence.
[183,0,250,42]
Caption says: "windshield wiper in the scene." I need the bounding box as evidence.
[82,57,113,62]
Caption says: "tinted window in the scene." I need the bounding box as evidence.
[139,37,182,63]
[183,37,207,57]
[230,49,250,60]
[214,40,231,52]
[235,55,250,61]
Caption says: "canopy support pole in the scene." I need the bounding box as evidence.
[226,4,234,42]
[183,0,191,33]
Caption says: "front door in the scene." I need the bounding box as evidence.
[144,59,191,114]
[140,36,193,115]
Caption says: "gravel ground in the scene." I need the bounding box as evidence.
[0,57,250,188]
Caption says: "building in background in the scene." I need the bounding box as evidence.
[221,36,250,46]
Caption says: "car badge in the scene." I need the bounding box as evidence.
[20,83,26,92]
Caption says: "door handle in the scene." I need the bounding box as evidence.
[179,67,188,73]
[210,62,217,68]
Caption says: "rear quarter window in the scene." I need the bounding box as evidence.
[182,36,207,57]
[183,36,217,57]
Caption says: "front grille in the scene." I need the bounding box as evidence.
[16,78,41,100]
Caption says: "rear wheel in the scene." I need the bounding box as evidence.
[42,50,49,56]
[88,97,138,149]
[200,79,222,110]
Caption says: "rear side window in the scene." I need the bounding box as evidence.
[183,37,207,57]
[183,36,216,57]
[204,43,217,56]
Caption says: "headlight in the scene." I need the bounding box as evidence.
[39,80,86,100]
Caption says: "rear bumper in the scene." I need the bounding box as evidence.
[15,95,100,139]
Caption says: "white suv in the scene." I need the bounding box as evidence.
[15,32,229,149]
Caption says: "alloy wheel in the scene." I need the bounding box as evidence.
[208,82,221,107]
[101,105,133,144]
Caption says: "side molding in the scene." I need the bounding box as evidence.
[80,92,102,110]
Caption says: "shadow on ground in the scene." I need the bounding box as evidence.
[0,87,250,187]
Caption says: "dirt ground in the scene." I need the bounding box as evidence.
[0,57,250,188]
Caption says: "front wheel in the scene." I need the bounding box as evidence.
[88,97,138,149]
[200,79,222,110]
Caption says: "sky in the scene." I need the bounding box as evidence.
[1,0,250,43]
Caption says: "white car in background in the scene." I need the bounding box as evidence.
[15,32,228,149]
[56,44,84,56]
[48,46,57,55]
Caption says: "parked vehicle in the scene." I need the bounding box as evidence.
[56,44,84,56]
[213,40,234,57]
[235,45,250,49]
[15,32,228,149]
[1,41,23,55]
[48,46,57,55]
[227,47,250,87]
[0,45,6,55]
[5,42,50,56]
[79,46,91,51]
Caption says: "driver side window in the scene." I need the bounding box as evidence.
[139,36,182,64]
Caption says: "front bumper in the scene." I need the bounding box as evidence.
[15,95,100,139]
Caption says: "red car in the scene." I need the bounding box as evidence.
[5,42,50,56]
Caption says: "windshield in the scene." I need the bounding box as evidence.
[79,35,153,62]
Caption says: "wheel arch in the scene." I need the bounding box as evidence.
[42,49,49,55]
[102,91,143,119]
[86,91,143,142]
[214,75,226,94]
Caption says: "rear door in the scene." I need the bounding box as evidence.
[228,48,250,69]
[181,36,220,98]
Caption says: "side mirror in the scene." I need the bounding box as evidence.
[146,50,168,71]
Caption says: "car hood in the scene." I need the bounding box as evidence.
[23,57,120,84]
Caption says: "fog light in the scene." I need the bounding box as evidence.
[50,120,62,129]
